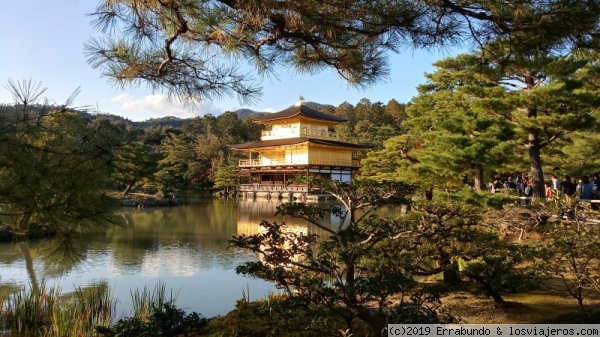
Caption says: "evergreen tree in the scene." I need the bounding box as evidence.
[154,133,197,194]
[86,1,600,103]
[384,99,408,130]
[554,131,600,176]
[363,52,599,197]
[0,80,122,262]
[213,162,239,193]
[360,134,422,184]
[362,58,517,191]
[230,178,452,336]
[403,59,518,191]
[468,46,599,198]
[112,141,160,196]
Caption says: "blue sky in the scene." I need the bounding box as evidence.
[0,0,464,121]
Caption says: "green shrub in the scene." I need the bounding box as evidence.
[203,294,369,337]
[96,302,207,337]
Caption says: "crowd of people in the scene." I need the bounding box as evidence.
[488,172,600,200]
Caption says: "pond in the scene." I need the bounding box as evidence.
[0,198,404,317]
[0,197,379,318]
[0,198,275,317]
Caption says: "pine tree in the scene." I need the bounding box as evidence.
[362,56,518,191]
[363,52,599,198]
[86,1,600,103]
[0,80,123,263]
[467,45,599,198]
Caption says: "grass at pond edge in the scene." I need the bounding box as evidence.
[3,282,600,336]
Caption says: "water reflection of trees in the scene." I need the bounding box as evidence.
[0,200,246,278]
[0,198,365,284]
[108,202,241,270]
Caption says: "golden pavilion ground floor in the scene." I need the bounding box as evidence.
[233,165,353,201]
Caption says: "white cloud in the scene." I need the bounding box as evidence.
[110,94,223,121]
[262,108,276,113]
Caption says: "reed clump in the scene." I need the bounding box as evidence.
[0,281,184,336]
[1,281,114,337]
[129,281,178,322]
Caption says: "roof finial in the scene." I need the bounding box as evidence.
[299,95,304,104]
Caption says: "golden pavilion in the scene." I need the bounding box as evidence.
[227,100,371,200]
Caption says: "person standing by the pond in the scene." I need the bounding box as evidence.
[560,175,577,196]
[522,177,532,196]
[545,182,553,198]
[551,175,561,191]
[577,175,594,199]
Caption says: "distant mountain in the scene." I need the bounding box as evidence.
[47,100,335,127]
[234,108,261,119]
[136,116,188,128]
[304,101,336,111]
[81,112,134,125]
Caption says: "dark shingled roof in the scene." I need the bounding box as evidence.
[252,105,347,123]
[227,137,372,150]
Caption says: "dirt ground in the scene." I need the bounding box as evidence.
[442,290,600,323]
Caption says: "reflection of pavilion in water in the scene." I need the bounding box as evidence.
[236,199,348,239]
[236,200,349,265]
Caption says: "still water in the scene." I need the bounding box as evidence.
[0,198,365,318]
[1,199,275,317]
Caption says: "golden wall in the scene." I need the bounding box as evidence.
[308,146,353,165]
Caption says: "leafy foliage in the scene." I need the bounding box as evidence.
[363,51,599,198]
[535,216,600,310]
[112,140,160,196]
[461,244,541,306]
[86,0,600,103]
[327,98,404,149]
[204,294,365,337]
[96,302,207,337]
[0,80,123,263]
[230,178,460,336]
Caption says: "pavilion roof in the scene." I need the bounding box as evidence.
[252,104,347,123]
[227,137,372,150]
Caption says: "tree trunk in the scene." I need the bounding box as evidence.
[526,102,545,200]
[123,179,137,196]
[471,275,506,308]
[443,264,461,285]
[441,253,460,285]
[577,288,584,310]
[357,306,387,337]
[488,289,506,308]
[17,242,39,295]
[528,133,545,200]
[474,165,484,191]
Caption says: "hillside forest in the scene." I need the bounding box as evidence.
[4,53,599,201]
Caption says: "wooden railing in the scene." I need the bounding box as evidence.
[238,159,361,167]
[299,128,339,139]
[238,183,309,192]
[239,159,262,166]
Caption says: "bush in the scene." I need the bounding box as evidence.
[203,294,371,337]
[96,302,207,337]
